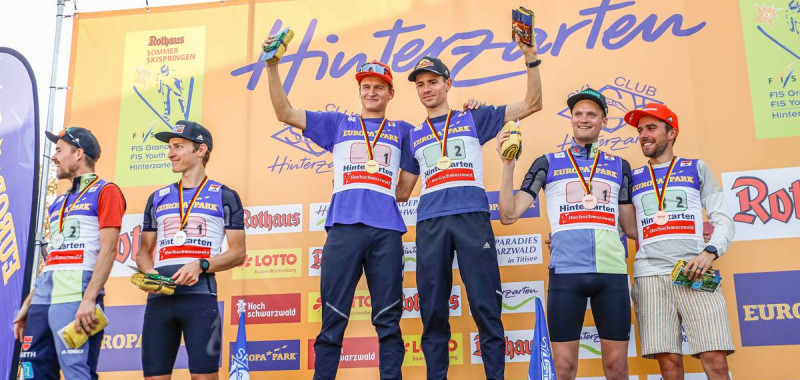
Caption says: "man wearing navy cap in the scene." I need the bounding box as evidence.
[15,127,126,380]
[134,120,247,379]
[498,88,636,380]
[396,33,542,379]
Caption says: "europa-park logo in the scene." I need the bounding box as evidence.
[229,340,301,372]
[734,270,800,347]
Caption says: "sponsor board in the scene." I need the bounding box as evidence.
[399,197,420,226]
[97,303,223,371]
[578,325,637,359]
[486,191,539,220]
[229,339,300,371]
[499,281,545,314]
[234,248,302,279]
[403,286,462,318]
[111,213,145,277]
[308,246,323,276]
[722,166,800,241]
[403,333,463,366]
[309,202,328,232]
[230,294,301,324]
[495,234,542,266]
[470,329,534,364]
[308,289,372,322]
[579,377,639,380]
[647,373,731,380]
[307,337,379,369]
[734,270,800,346]
[243,204,303,235]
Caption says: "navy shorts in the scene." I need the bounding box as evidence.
[547,270,631,342]
[141,294,221,376]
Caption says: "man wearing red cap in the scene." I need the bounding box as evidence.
[625,103,735,380]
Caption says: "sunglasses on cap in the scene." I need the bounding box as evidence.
[58,127,84,151]
[357,62,391,78]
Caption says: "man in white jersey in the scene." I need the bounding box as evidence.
[625,103,735,380]
[135,120,246,379]
[15,127,126,380]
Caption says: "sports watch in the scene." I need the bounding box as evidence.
[704,245,718,259]
[199,258,210,273]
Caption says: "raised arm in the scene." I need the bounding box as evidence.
[264,35,306,129]
[503,35,542,122]
[496,131,538,224]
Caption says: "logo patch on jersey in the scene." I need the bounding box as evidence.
[604,153,614,160]
[159,187,171,197]
[22,336,32,351]
[554,152,566,158]
[633,167,644,175]
[388,121,396,127]
[21,362,33,379]
[680,160,692,167]
[209,184,221,192]
[87,184,101,193]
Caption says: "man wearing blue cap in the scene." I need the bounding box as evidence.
[135,120,247,379]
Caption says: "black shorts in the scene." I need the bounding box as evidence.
[547,270,631,342]
[141,294,221,376]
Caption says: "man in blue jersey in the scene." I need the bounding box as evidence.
[135,120,247,379]
[395,34,542,379]
[15,127,126,380]
[496,89,637,380]
[263,31,485,378]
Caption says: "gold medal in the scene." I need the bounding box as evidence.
[365,159,379,174]
[359,117,387,174]
[654,210,669,225]
[426,110,455,171]
[566,148,602,209]
[647,157,678,226]
[436,156,452,170]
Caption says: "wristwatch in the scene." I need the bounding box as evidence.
[704,245,718,259]
[199,259,210,273]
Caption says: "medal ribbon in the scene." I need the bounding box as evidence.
[566,148,602,195]
[425,109,454,158]
[359,117,387,161]
[58,176,100,233]
[178,176,210,231]
[647,157,678,211]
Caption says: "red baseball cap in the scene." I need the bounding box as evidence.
[355,60,393,86]
[624,103,679,134]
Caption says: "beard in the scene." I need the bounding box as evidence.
[643,137,669,158]
[56,163,77,179]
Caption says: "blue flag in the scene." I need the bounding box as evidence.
[230,301,250,380]
[528,297,556,380]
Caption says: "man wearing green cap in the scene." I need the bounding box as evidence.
[497,88,637,380]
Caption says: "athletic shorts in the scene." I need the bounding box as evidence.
[632,275,734,359]
[141,294,221,376]
[547,270,631,342]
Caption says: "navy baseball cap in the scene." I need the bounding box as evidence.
[46,127,101,160]
[567,88,608,116]
[154,120,213,151]
[407,56,451,82]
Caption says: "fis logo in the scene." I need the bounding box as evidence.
[271,126,327,157]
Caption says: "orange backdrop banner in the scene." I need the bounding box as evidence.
[63,0,800,379]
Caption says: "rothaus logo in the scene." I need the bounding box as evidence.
[729,176,799,224]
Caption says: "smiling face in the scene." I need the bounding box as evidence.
[636,115,677,158]
[51,140,82,179]
[570,100,606,144]
[414,71,451,109]
[167,137,207,173]
[359,76,393,114]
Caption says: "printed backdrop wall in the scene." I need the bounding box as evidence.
[58,0,800,378]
